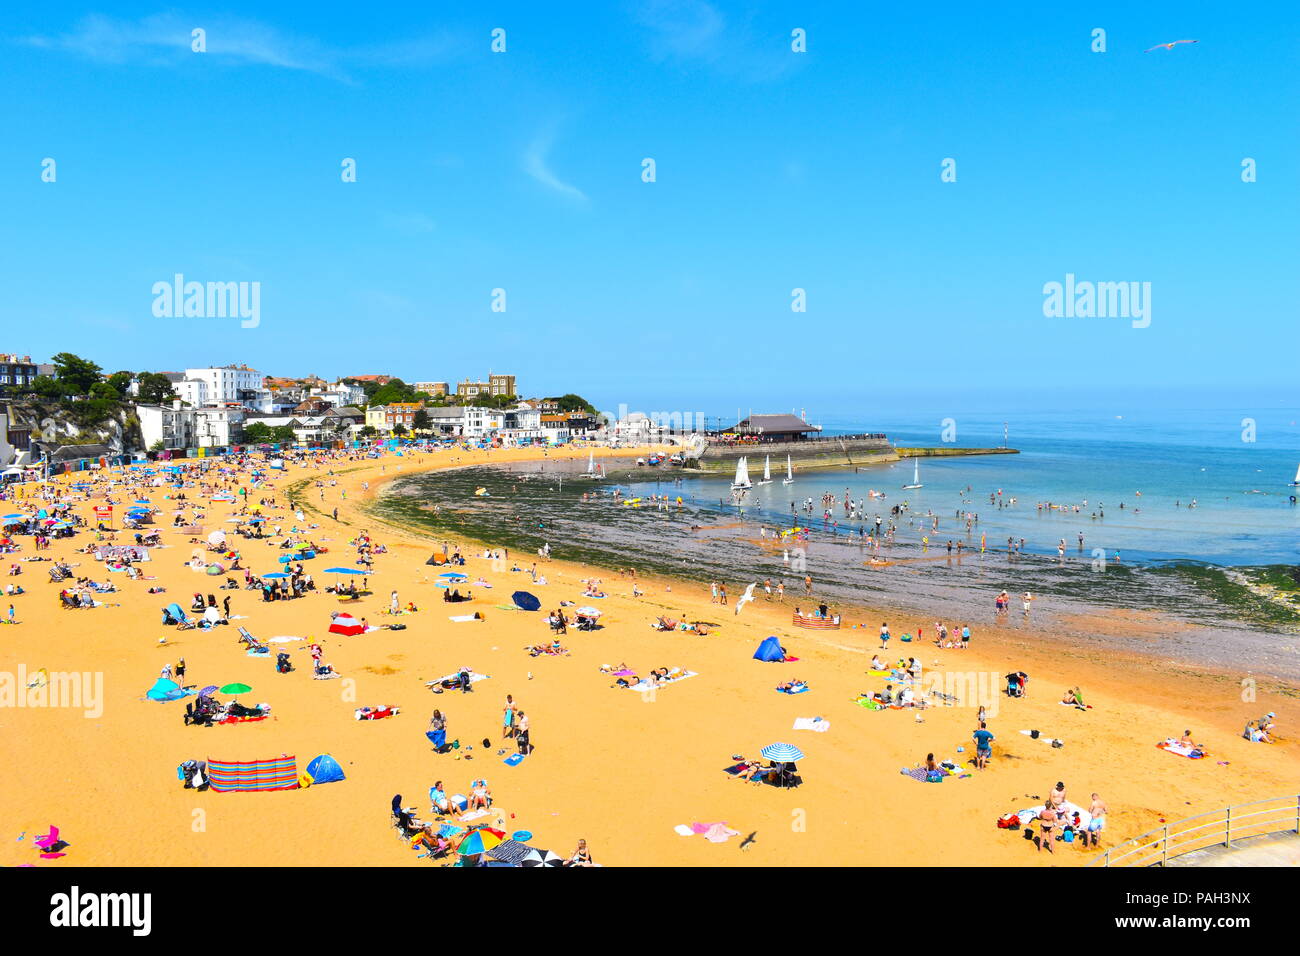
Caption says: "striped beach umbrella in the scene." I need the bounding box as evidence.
[760,742,805,763]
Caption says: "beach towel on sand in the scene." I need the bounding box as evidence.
[1157,739,1207,759]
[793,717,830,732]
[627,671,697,693]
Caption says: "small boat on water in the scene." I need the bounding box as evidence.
[782,454,794,485]
[902,458,923,490]
[757,455,773,485]
[731,456,752,491]
[1290,462,1300,487]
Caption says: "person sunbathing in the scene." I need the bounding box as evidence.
[870,655,885,671]
[733,758,766,781]
[1178,729,1202,750]
[655,616,677,631]
[1061,687,1085,708]
[468,779,492,810]
[776,678,807,692]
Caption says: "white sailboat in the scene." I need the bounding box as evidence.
[581,450,599,478]
[782,454,794,485]
[757,455,773,485]
[902,457,923,490]
[1290,462,1300,486]
[731,456,752,490]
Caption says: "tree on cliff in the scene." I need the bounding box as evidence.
[136,373,177,405]
[50,353,103,395]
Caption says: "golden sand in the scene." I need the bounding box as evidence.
[1,445,1296,867]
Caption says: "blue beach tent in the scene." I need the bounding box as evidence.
[162,603,189,625]
[305,754,346,784]
[753,637,786,662]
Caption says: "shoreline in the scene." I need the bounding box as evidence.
[369,460,1300,687]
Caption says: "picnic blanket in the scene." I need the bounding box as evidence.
[792,717,830,732]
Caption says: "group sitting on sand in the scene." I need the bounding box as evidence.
[1243,712,1277,742]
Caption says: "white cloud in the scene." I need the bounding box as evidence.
[523,133,587,201]
[20,13,460,80]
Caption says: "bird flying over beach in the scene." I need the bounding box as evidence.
[1144,39,1198,52]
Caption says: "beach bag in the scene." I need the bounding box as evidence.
[997,813,1020,830]
[1051,739,1064,749]
[925,771,944,783]
[1029,729,1040,739]
[1062,827,1075,843]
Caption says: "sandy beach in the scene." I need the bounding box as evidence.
[2,444,1296,868]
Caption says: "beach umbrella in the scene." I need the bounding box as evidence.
[457,829,503,856]
[760,742,805,763]
[437,572,467,580]
[219,683,252,695]
[511,591,541,612]
[198,685,219,697]
[576,607,602,618]
[323,567,366,574]
[519,848,565,867]
[262,572,290,579]
[329,614,365,636]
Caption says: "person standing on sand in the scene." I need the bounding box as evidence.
[972,721,994,769]
[516,710,530,754]
[502,694,516,739]
[718,585,728,606]
[1035,801,1057,853]
[1085,793,1107,847]
[879,622,890,650]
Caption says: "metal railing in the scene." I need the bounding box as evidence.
[1090,795,1300,866]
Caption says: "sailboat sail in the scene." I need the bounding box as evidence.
[1293,462,1300,485]
[903,457,922,489]
[732,456,752,489]
[759,455,772,483]
[783,454,794,484]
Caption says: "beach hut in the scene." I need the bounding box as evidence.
[302,754,346,786]
[329,614,365,636]
[752,637,787,662]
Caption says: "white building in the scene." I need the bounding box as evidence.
[193,406,245,448]
[182,365,272,412]
[137,402,195,452]
[462,407,504,439]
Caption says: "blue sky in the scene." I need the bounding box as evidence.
[2,2,1296,417]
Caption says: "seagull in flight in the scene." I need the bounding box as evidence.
[1145,39,1199,52]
